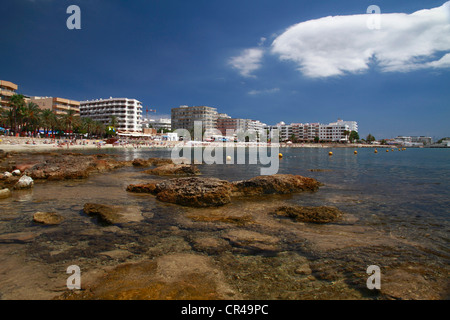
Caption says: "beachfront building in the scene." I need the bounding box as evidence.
[80,97,143,133]
[30,96,80,116]
[143,117,171,132]
[217,114,247,135]
[393,136,433,146]
[319,120,354,142]
[171,105,218,132]
[246,119,267,134]
[0,80,18,110]
[267,119,358,142]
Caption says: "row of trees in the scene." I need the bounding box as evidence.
[0,94,116,138]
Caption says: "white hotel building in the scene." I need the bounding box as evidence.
[80,97,143,133]
[268,119,358,142]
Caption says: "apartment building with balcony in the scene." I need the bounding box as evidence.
[30,96,80,116]
[269,119,357,142]
[171,105,218,132]
[217,114,247,135]
[80,97,143,132]
[0,80,18,110]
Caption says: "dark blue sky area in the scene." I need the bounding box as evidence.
[1,0,449,139]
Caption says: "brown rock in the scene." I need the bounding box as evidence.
[148,157,174,166]
[132,158,151,167]
[222,230,280,252]
[273,205,344,224]
[0,188,12,199]
[155,177,232,207]
[126,174,322,208]
[231,174,321,197]
[126,183,159,194]
[83,203,143,225]
[144,164,200,176]
[33,212,64,225]
[58,253,239,300]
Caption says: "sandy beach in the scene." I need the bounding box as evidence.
[0,136,386,153]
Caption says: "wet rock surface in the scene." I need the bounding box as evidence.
[127,174,322,208]
[272,205,344,224]
[231,174,321,197]
[83,203,144,225]
[154,177,233,207]
[33,212,64,225]
[144,164,200,176]
[23,154,132,181]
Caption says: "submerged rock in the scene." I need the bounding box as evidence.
[144,164,200,176]
[33,212,64,225]
[126,182,159,194]
[222,229,280,252]
[273,205,344,224]
[83,203,143,225]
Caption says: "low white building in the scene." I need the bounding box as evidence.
[144,117,171,132]
[80,97,143,133]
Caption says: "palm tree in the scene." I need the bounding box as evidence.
[40,109,54,137]
[62,110,79,139]
[24,102,41,136]
[92,121,105,138]
[81,117,94,138]
[9,94,26,135]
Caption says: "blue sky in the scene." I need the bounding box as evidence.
[1,0,449,139]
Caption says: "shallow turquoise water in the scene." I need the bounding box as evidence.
[0,146,449,299]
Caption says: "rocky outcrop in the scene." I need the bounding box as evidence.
[14,175,34,190]
[272,205,344,224]
[127,174,321,207]
[231,174,321,197]
[154,177,232,207]
[126,182,159,194]
[128,177,232,207]
[132,158,174,167]
[33,212,64,225]
[144,164,200,176]
[24,154,132,180]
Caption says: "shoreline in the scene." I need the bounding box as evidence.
[0,137,395,153]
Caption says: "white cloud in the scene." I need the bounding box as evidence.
[248,88,280,95]
[229,48,264,78]
[271,2,450,78]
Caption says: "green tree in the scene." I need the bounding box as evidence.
[40,109,55,137]
[62,110,79,138]
[366,133,376,143]
[81,117,94,138]
[23,102,41,135]
[8,94,26,134]
[349,131,360,143]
